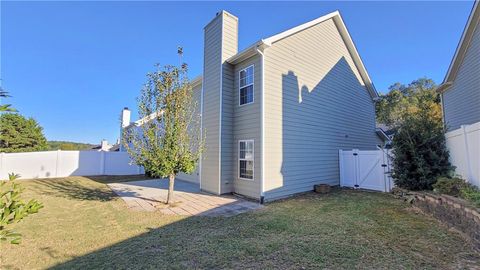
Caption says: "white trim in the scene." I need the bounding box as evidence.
[238,139,254,181]
[238,64,255,106]
[263,11,340,46]
[230,10,378,100]
[333,13,377,98]
[218,15,224,195]
[443,0,479,84]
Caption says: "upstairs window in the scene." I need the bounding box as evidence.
[239,140,254,180]
[239,65,254,105]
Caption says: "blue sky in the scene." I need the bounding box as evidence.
[1,1,474,144]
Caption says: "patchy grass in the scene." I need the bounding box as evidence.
[1,176,478,269]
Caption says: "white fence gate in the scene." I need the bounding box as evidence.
[0,150,143,180]
[339,149,393,192]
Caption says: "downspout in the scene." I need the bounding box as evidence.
[256,45,265,204]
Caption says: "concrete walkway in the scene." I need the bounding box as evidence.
[108,179,262,217]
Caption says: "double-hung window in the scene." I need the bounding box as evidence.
[239,140,254,180]
[239,65,254,105]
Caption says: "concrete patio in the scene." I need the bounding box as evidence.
[108,179,263,217]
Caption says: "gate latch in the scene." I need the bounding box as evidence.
[353,153,358,156]
[381,164,387,167]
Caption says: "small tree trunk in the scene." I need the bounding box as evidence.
[166,174,175,204]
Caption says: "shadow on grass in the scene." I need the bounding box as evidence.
[29,175,154,202]
[32,179,118,201]
[46,191,480,270]
[83,174,153,184]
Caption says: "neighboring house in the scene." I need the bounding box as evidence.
[437,1,480,187]
[376,124,394,148]
[123,10,382,202]
[90,139,120,152]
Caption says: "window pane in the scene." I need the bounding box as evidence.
[240,86,253,105]
[246,160,253,178]
[240,77,247,87]
[239,160,253,179]
[245,142,253,159]
[240,66,253,88]
[245,74,253,85]
[240,70,246,80]
[239,141,245,158]
[246,85,253,104]
[246,66,253,77]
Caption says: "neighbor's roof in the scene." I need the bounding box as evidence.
[127,75,202,127]
[226,10,379,99]
[438,1,479,93]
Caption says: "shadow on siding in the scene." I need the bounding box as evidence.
[265,56,377,199]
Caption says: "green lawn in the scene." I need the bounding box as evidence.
[1,176,479,269]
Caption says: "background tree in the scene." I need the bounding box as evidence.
[0,113,48,153]
[123,57,203,204]
[384,78,453,190]
[0,87,17,112]
[0,89,43,245]
[376,78,441,128]
[47,141,95,151]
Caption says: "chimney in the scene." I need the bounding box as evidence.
[119,107,131,152]
[201,11,238,194]
[121,107,131,128]
[100,139,110,151]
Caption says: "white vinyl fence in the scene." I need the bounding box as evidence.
[339,149,393,192]
[445,122,480,188]
[0,150,143,180]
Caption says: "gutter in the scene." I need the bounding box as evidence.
[227,40,267,64]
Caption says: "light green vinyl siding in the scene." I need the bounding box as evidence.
[220,14,238,193]
[263,18,378,201]
[232,55,262,199]
[201,11,238,194]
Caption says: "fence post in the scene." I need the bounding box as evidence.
[55,150,61,177]
[353,149,359,188]
[339,150,343,187]
[100,151,105,175]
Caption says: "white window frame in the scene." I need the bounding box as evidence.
[238,65,254,106]
[238,139,254,180]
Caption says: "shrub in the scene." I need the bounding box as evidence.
[0,173,43,244]
[433,177,468,196]
[433,176,480,208]
[391,101,453,190]
[460,185,480,208]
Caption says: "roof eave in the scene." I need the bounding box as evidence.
[436,81,453,93]
[261,10,378,99]
[226,41,268,64]
[376,128,392,143]
[191,75,202,87]
[442,1,479,84]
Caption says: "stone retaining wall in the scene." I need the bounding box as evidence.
[393,189,480,250]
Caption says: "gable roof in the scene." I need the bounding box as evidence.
[438,1,479,93]
[226,10,378,99]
